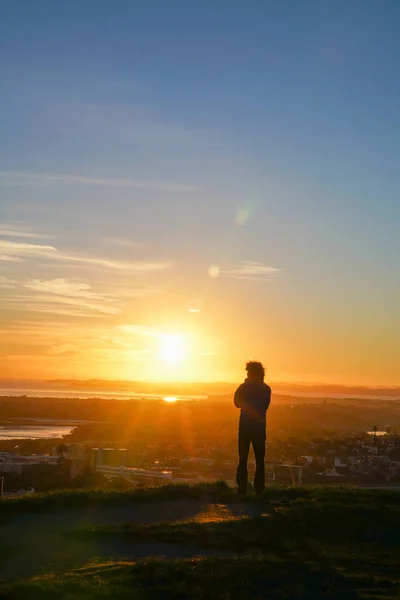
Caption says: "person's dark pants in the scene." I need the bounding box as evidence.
[236,426,265,495]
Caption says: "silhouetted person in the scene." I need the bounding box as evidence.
[234,361,271,495]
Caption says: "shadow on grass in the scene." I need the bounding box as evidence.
[74,493,400,552]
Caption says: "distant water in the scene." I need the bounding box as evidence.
[0,388,396,402]
[277,391,398,400]
[0,425,74,440]
[0,388,206,401]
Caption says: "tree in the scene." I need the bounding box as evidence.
[56,443,68,456]
[372,425,378,445]
[56,444,71,476]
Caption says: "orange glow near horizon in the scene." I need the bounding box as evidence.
[1,303,400,387]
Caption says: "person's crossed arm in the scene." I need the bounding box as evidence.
[234,384,245,408]
[264,385,272,411]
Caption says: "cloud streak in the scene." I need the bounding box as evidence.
[219,261,281,280]
[0,275,122,316]
[119,324,158,337]
[23,278,113,302]
[0,171,201,192]
[0,239,170,271]
[0,226,53,239]
[103,237,144,249]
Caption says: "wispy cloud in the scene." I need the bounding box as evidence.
[119,324,158,337]
[219,261,281,280]
[2,294,119,317]
[0,276,18,289]
[0,225,53,240]
[0,276,120,316]
[23,278,112,302]
[0,319,108,335]
[31,295,120,315]
[24,279,120,314]
[0,171,201,192]
[46,344,76,356]
[104,237,145,250]
[23,278,94,297]
[0,240,56,258]
[0,239,170,271]
[5,302,108,318]
[0,255,22,262]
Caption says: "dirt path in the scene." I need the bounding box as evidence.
[0,500,260,580]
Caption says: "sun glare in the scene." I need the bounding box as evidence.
[164,396,177,403]
[159,334,185,364]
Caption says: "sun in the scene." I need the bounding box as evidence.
[159,334,185,364]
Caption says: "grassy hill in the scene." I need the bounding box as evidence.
[1,483,400,599]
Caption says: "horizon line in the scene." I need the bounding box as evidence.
[0,377,399,390]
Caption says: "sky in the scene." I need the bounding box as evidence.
[0,0,399,385]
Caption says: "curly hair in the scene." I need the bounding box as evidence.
[246,361,265,379]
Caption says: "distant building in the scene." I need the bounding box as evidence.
[92,448,127,469]
[298,456,313,466]
[317,468,342,477]
[0,453,58,475]
[334,458,347,468]
[52,444,90,477]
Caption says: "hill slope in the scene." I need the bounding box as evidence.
[1,483,400,599]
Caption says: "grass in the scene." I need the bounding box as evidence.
[1,484,400,599]
[0,481,234,514]
[73,490,400,553]
[2,556,400,600]
[2,480,400,514]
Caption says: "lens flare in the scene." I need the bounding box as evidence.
[234,201,257,226]
[208,265,220,278]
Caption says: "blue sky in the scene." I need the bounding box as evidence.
[0,1,399,384]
